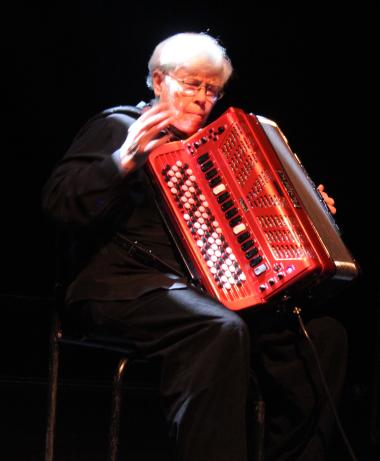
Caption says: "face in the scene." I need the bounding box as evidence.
[152,67,224,136]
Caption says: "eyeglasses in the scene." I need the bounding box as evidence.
[165,73,224,101]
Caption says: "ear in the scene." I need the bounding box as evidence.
[152,70,165,97]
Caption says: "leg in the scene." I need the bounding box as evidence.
[248,312,347,461]
[71,287,251,461]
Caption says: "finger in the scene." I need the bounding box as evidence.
[129,109,177,141]
[145,133,172,153]
[138,115,178,151]
[137,102,170,120]
[135,102,174,127]
[321,194,336,214]
[320,191,335,206]
[130,108,174,132]
[328,205,337,215]
[123,113,176,159]
[120,133,172,172]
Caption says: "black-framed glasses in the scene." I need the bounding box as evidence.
[166,73,224,101]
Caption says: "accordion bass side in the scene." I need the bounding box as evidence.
[146,107,359,310]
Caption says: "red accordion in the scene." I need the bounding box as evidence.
[146,107,358,310]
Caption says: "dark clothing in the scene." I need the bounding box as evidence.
[245,310,347,460]
[77,288,251,461]
[42,104,188,304]
[74,290,347,461]
[42,104,348,460]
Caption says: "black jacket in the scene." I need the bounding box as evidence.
[42,104,187,304]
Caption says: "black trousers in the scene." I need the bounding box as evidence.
[71,287,347,461]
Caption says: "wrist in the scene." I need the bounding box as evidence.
[112,146,138,176]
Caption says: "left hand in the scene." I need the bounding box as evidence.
[317,184,336,215]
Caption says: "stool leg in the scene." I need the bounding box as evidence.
[109,357,128,461]
[253,399,265,461]
[249,372,266,461]
[45,313,60,461]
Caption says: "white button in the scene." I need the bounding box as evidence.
[213,184,226,195]
[233,223,246,235]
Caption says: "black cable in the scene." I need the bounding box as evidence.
[292,306,359,461]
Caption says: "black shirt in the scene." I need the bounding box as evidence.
[42,103,188,304]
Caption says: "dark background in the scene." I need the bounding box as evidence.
[0,3,377,460]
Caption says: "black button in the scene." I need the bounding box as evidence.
[245,248,258,259]
[217,192,230,203]
[209,177,222,187]
[201,160,213,172]
[250,256,263,267]
[241,240,254,251]
[229,216,242,227]
[225,207,238,219]
[237,232,250,243]
[197,153,210,164]
[205,169,217,179]
[221,200,234,211]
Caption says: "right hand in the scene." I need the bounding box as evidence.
[119,102,177,173]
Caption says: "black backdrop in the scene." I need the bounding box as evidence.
[1,3,377,458]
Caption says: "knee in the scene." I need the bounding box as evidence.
[222,309,249,337]
[327,317,347,346]
[197,310,251,388]
[212,309,250,353]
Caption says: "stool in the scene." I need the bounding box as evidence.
[44,304,146,461]
[44,298,266,461]
[45,305,266,461]
[248,371,266,461]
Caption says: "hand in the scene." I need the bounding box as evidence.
[119,103,177,173]
[317,184,336,215]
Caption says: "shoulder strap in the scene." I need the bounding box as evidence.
[83,104,144,126]
[98,104,144,118]
[72,104,146,141]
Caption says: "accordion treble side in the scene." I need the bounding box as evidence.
[146,107,358,310]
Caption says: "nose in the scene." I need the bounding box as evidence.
[194,86,208,106]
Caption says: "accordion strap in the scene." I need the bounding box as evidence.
[113,232,184,277]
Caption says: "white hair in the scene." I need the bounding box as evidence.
[146,32,233,90]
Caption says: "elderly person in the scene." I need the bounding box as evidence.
[42,32,345,461]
